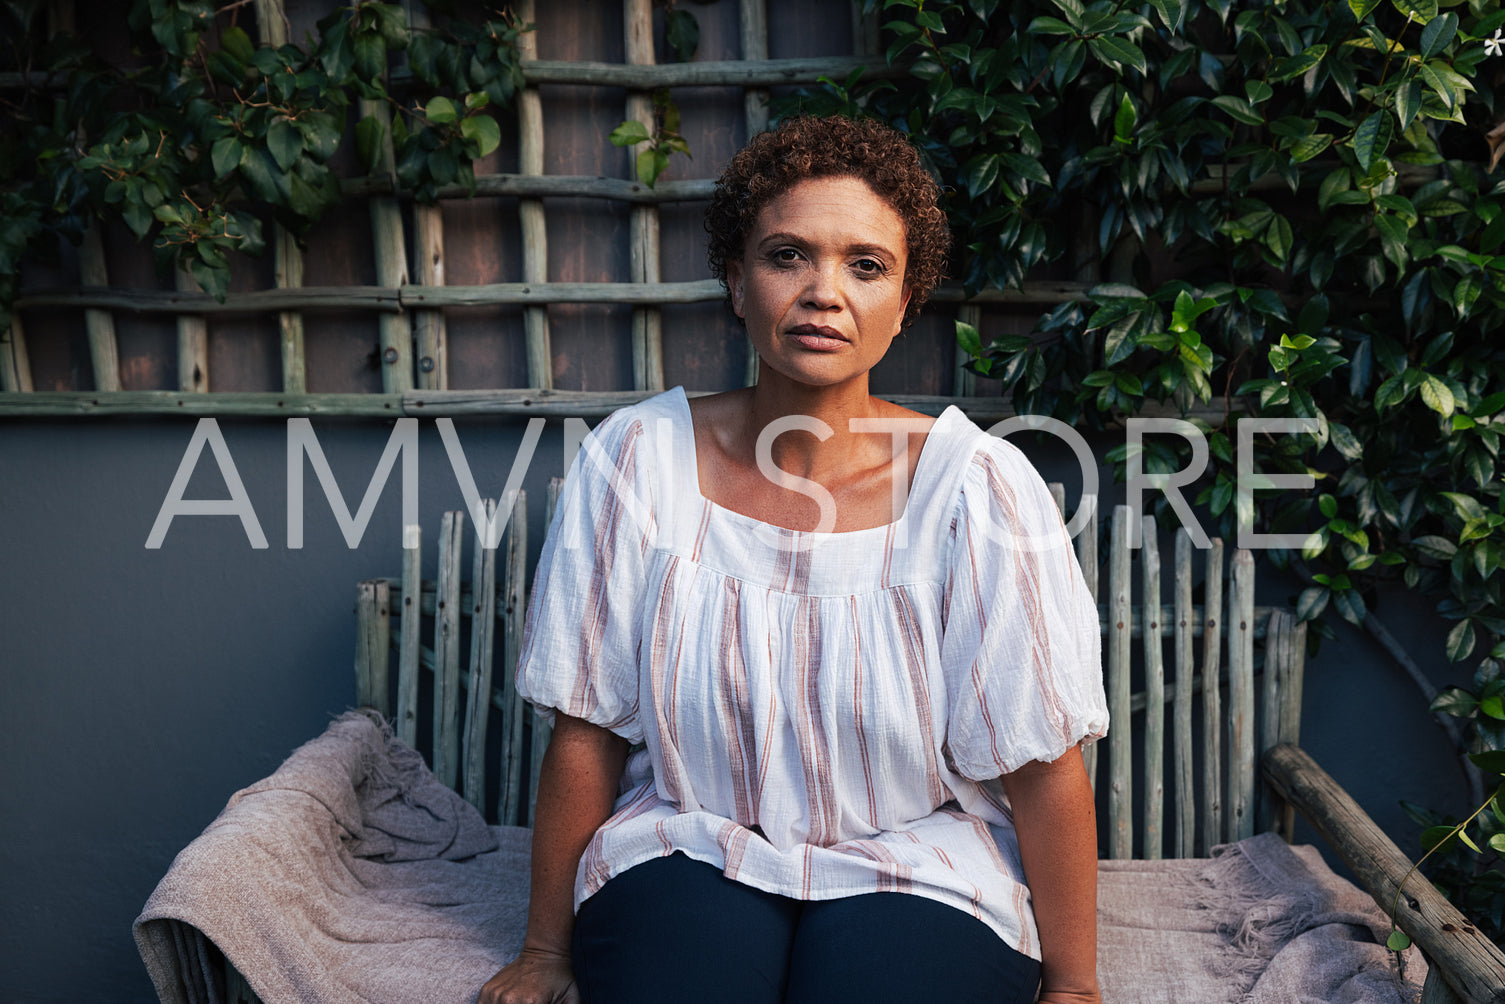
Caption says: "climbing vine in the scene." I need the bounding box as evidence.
[0,0,526,318]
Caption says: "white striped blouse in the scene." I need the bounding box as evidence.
[515,387,1109,959]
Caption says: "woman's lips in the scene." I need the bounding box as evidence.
[786,324,847,350]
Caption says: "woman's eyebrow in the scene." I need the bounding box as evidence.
[756,232,899,261]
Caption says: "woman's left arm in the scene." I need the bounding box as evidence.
[999,743,1101,1004]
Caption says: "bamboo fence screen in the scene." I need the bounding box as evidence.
[0,0,1113,420]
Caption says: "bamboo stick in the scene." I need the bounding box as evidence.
[740,0,768,412]
[626,0,664,394]
[14,278,1096,314]
[516,0,552,391]
[433,511,465,786]
[397,523,422,747]
[1108,505,1133,859]
[462,499,499,811]
[530,477,563,827]
[254,0,307,394]
[1141,515,1164,860]
[1200,539,1224,854]
[175,267,209,392]
[1228,549,1256,842]
[501,490,528,825]
[1173,528,1196,857]
[412,197,448,389]
[79,223,120,391]
[0,314,33,392]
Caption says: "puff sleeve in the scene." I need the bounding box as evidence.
[939,436,1108,779]
[514,409,656,744]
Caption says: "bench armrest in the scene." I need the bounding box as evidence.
[1262,743,1505,1004]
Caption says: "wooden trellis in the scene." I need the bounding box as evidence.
[0,0,1111,419]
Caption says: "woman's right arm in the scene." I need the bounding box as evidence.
[478,713,629,1004]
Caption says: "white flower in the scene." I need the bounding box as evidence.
[1486,29,1505,57]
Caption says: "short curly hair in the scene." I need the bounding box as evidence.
[704,115,950,330]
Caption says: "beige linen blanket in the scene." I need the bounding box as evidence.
[136,711,1424,1003]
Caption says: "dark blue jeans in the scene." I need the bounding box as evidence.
[571,852,1042,1003]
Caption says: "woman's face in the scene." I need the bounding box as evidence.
[727,175,911,392]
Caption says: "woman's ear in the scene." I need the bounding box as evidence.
[727,260,745,318]
[895,282,913,335]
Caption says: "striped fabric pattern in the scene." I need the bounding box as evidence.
[515,388,1108,959]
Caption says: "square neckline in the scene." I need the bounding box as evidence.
[669,386,962,538]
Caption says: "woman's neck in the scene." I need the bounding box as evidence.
[738,367,888,482]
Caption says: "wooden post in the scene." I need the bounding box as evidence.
[954,303,979,397]
[253,0,307,393]
[625,0,664,393]
[1172,528,1196,858]
[1077,493,1099,792]
[1141,515,1164,860]
[740,0,769,387]
[501,490,529,825]
[433,511,466,786]
[79,223,120,392]
[516,0,552,390]
[1200,538,1224,854]
[397,524,422,747]
[1228,549,1256,841]
[355,580,392,713]
[529,477,564,826]
[360,31,413,395]
[175,267,209,392]
[851,0,881,57]
[1108,505,1133,859]
[462,500,499,811]
[0,314,33,392]
[407,1,448,390]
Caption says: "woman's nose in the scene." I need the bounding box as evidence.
[801,262,843,309]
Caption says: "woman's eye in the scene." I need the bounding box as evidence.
[774,248,801,263]
[854,258,884,275]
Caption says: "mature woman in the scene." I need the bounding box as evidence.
[480,115,1108,1004]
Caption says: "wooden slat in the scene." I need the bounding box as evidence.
[1141,515,1164,860]
[253,0,307,394]
[516,55,905,87]
[1107,505,1133,859]
[355,580,392,713]
[0,314,33,392]
[1078,493,1099,792]
[1259,607,1289,835]
[462,500,499,811]
[79,224,120,392]
[1264,743,1505,1004]
[433,511,465,787]
[516,0,552,390]
[740,0,769,387]
[530,477,563,827]
[14,278,1097,314]
[1172,528,1196,858]
[0,389,1226,424]
[174,267,208,392]
[358,88,414,393]
[1284,620,1306,747]
[954,304,979,397]
[1200,538,1225,854]
[397,523,422,747]
[1228,549,1256,841]
[342,173,718,203]
[500,490,529,825]
[410,0,448,391]
[625,0,664,393]
[852,0,881,55]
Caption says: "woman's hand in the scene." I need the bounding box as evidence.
[477,946,579,1004]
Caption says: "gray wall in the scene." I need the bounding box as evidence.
[0,415,1473,1001]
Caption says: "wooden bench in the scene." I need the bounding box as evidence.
[218,482,1505,1004]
